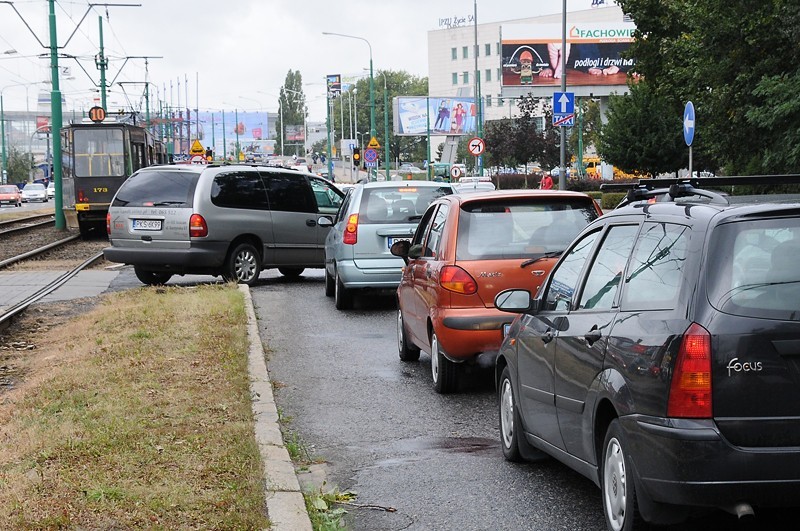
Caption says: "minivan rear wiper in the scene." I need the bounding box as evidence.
[520,250,563,268]
[150,201,185,207]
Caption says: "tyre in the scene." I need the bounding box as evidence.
[397,308,420,361]
[602,419,645,531]
[134,267,172,286]
[225,242,261,286]
[499,367,526,462]
[334,269,353,310]
[325,269,335,297]
[431,332,457,393]
[278,267,304,278]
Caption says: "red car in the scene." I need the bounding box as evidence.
[0,184,23,208]
[391,190,602,393]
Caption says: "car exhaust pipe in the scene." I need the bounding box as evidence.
[729,502,755,519]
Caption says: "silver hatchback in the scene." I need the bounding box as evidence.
[324,181,454,309]
[104,164,343,286]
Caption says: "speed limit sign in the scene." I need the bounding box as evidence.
[467,137,485,156]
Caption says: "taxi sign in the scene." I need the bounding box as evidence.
[88,106,106,123]
[190,139,206,155]
[367,136,381,149]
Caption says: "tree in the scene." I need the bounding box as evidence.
[277,70,306,156]
[483,118,517,170]
[7,146,33,184]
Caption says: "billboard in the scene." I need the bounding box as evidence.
[196,111,270,155]
[393,96,477,136]
[501,23,636,88]
[285,125,305,142]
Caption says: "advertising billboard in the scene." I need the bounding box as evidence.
[196,111,270,155]
[393,96,477,136]
[501,23,636,89]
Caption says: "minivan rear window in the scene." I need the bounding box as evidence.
[456,198,598,260]
[111,169,201,207]
[359,186,452,224]
[708,218,800,320]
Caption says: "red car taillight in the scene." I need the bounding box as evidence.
[439,266,477,294]
[106,212,111,235]
[667,322,712,418]
[189,214,208,237]
[343,213,358,245]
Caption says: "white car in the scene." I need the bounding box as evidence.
[47,181,55,199]
[22,183,48,203]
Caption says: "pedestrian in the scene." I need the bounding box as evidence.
[540,172,554,190]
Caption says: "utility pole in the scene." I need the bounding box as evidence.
[96,16,108,109]
[559,0,567,190]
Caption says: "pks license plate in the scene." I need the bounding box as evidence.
[388,237,412,248]
[132,219,162,231]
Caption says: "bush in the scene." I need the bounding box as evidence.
[602,193,627,210]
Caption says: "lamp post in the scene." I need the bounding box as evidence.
[323,31,375,179]
[376,70,390,180]
[2,80,38,184]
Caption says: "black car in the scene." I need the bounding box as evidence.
[494,180,800,530]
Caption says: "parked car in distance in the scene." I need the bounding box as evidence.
[46,181,55,199]
[494,180,800,529]
[324,180,455,310]
[0,184,23,207]
[104,164,343,286]
[21,182,48,203]
[391,189,602,393]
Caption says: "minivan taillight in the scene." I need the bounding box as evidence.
[106,212,111,235]
[343,214,358,245]
[667,322,712,418]
[440,266,477,294]
[189,214,208,238]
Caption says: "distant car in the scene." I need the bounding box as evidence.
[453,181,496,193]
[391,189,602,393]
[324,180,455,310]
[46,181,55,199]
[398,163,418,172]
[0,184,23,207]
[21,183,48,203]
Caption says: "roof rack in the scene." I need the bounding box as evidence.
[615,182,729,208]
[601,174,800,193]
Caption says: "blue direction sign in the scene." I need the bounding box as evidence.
[683,101,695,146]
[553,91,575,115]
[364,148,378,163]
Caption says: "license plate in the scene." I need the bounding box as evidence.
[132,219,162,231]
[503,323,511,337]
[388,237,412,248]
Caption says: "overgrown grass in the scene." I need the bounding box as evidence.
[0,284,270,529]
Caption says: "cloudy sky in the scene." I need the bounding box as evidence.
[1,0,603,121]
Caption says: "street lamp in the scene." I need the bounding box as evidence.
[370,69,391,180]
[323,31,375,178]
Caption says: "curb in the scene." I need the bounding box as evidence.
[240,286,312,531]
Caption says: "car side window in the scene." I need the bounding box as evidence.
[579,225,639,310]
[210,171,269,210]
[309,176,343,215]
[543,230,599,312]
[424,204,449,258]
[621,222,690,311]
[262,172,316,213]
[336,190,353,223]
[412,205,438,253]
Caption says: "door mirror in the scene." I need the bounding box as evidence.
[495,289,536,314]
[390,240,411,264]
[408,243,424,259]
[317,216,333,227]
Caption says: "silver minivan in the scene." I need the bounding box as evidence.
[104,164,344,286]
[324,181,454,309]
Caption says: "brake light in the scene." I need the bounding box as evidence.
[189,214,208,237]
[667,322,712,418]
[106,212,111,235]
[440,266,477,294]
[77,189,88,202]
[343,214,358,245]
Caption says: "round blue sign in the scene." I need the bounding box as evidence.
[683,101,695,146]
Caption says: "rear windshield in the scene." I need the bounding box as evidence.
[359,185,452,224]
[708,217,800,320]
[1,185,19,193]
[456,197,598,260]
[111,169,202,207]
[24,184,45,191]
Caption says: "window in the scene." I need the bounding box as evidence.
[452,72,458,85]
[621,223,690,311]
[462,46,469,59]
[113,169,201,208]
[580,226,638,310]
[496,42,501,55]
[462,71,469,84]
[485,69,492,82]
[497,94,504,106]
[485,43,491,56]
[263,172,315,213]
[497,68,501,81]
[424,204,449,258]
[451,47,457,60]
[73,128,125,177]
[308,176,342,215]
[544,231,600,312]
[485,95,492,107]
[211,171,269,210]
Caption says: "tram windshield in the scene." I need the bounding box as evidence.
[73,128,125,177]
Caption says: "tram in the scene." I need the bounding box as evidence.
[60,118,165,236]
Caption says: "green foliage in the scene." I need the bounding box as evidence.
[277,70,307,156]
[6,146,33,184]
[304,487,355,531]
[601,193,627,210]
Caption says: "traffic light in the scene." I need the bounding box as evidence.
[352,148,361,166]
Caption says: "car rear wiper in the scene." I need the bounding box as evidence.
[520,250,563,268]
[150,201,185,207]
